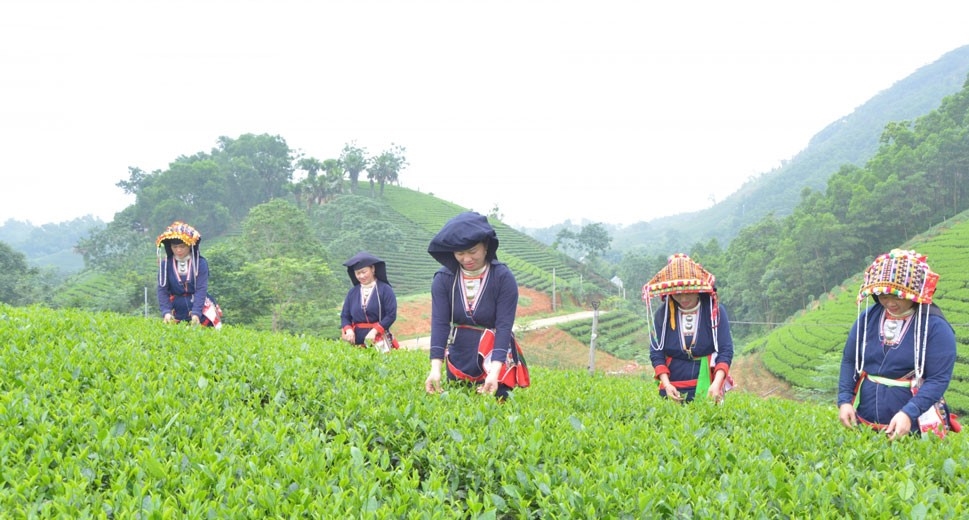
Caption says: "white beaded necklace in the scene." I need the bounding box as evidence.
[460,265,488,312]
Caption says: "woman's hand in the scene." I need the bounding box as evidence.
[341,329,355,343]
[163,313,174,324]
[707,384,724,403]
[478,361,503,395]
[190,314,201,325]
[364,329,377,343]
[661,378,684,401]
[425,359,443,394]
[708,370,726,403]
[838,403,857,428]
[885,411,912,440]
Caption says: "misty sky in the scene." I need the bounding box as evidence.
[3,0,969,229]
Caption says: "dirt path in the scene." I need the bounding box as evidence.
[396,310,601,350]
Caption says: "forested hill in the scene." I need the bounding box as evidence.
[605,66,969,337]
[604,44,969,256]
[0,216,103,273]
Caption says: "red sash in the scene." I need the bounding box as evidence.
[446,326,530,388]
[353,323,399,349]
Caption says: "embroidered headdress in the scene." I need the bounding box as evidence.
[642,253,717,299]
[857,249,938,305]
[642,254,722,352]
[156,221,202,287]
[156,221,201,248]
[853,249,940,383]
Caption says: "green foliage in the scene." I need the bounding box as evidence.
[117,133,294,235]
[216,133,295,219]
[0,215,102,273]
[340,141,368,189]
[3,303,969,517]
[74,209,153,275]
[206,199,341,334]
[294,156,346,208]
[553,222,613,261]
[0,241,45,306]
[313,195,407,272]
[240,257,339,333]
[366,143,408,196]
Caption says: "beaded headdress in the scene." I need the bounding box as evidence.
[642,253,716,300]
[156,221,202,286]
[857,249,938,305]
[642,254,722,352]
[853,249,940,386]
[156,221,201,247]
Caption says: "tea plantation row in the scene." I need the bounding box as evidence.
[2,304,968,518]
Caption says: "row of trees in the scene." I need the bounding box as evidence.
[108,134,408,244]
[293,142,408,208]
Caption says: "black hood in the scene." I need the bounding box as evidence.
[343,251,390,286]
[427,212,499,271]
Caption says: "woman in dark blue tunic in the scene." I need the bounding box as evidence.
[424,212,528,399]
[156,221,220,327]
[643,253,734,403]
[838,249,959,439]
[340,251,399,351]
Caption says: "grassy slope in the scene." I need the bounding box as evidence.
[360,185,609,298]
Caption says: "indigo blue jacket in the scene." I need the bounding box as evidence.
[157,256,210,321]
[340,281,398,344]
[649,295,733,399]
[838,303,956,425]
[428,260,519,378]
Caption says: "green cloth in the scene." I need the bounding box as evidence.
[696,355,711,398]
[853,373,911,408]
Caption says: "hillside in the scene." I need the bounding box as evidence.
[322,185,614,301]
[755,209,969,414]
[598,44,969,255]
[3,303,968,516]
[0,216,103,273]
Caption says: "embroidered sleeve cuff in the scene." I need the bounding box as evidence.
[714,362,730,375]
[653,365,670,379]
[342,326,353,333]
[375,324,386,335]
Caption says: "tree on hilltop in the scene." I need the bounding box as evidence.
[340,142,368,190]
[367,144,408,197]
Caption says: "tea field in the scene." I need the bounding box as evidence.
[2,304,968,518]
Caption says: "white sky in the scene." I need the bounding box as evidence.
[2,1,969,229]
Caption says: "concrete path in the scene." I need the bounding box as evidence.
[397,310,603,350]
